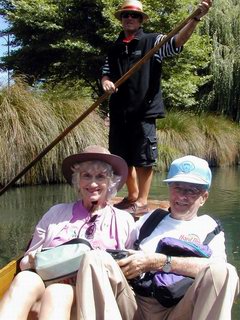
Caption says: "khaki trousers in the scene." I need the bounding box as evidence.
[75,250,239,320]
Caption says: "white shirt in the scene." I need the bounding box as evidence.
[131,212,227,261]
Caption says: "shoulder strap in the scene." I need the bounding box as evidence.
[203,219,224,245]
[59,238,93,249]
[134,208,169,250]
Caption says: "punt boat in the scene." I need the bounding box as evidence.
[0,198,170,300]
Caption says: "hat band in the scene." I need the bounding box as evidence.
[122,5,142,11]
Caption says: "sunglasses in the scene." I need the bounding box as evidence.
[121,12,142,19]
[85,214,98,239]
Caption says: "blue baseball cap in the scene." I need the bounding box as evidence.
[163,155,212,189]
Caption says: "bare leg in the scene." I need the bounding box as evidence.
[126,166,139,201]
[135,166,153,206]
[39,283,75,320]
[0,270,45,320]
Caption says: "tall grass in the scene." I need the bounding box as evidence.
[1,80,239,186]
[156,111,240,170]
[0,80,108,186]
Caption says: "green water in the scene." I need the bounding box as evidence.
[0,166,239,317]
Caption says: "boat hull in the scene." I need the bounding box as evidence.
[0,256,21,299]
[0,198,169,298]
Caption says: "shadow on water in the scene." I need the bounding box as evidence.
[0,166,239,317]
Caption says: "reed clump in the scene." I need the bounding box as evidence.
[156,111,240,170]
[1,80,240,186]
[0,80,108,186]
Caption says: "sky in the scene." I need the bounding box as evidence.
[0,16,10,86]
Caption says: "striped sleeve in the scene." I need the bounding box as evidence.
[154,34,183,63]
[102,57,110,76]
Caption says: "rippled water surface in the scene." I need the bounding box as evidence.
[0,166,239,317]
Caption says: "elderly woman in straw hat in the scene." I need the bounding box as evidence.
[0,145,135,320]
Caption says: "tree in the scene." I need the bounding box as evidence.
[0,0,110,88]
[202,0,240,122]
[0,0,212,110]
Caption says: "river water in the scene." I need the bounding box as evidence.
[0,167,239,317]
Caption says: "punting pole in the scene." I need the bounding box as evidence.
[0,8,201,197]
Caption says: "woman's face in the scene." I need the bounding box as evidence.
[78,162,111,209]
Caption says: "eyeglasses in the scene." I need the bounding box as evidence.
[80,171,109,183]
[170,184,204,197]
[121,12,142,19]
[85,214,98,239]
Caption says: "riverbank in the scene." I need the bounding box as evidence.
[1,81,240,187]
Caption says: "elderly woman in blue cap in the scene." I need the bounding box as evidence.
[0,145,135,320]
[73,155,239,320]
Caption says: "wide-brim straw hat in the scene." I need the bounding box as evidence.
[115,0,149,21]
[62,145,128,190]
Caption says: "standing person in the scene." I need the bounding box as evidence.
[0,145,135,320]
[74,155,239,320]
[101,0,213,215]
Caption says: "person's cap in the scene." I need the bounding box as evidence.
[115,0,149,21]
[62,145,128,190]
[163,155,212,189]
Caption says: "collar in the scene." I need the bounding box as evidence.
[117,28,144,43]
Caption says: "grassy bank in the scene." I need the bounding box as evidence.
[156,111,240,170]
[0,80,108,186]
[0,81,239,186]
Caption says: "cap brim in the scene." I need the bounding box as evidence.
[62,153,128,190]
[163,174,209,186]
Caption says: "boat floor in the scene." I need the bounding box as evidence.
[111,197,170,219]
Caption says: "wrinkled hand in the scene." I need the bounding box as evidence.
[102,79,117,94]
[117,250,150,279]
[197,0,213,19]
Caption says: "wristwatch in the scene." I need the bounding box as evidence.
[162,255,172,273]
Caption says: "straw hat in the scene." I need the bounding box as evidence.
[62,145,128,190]
[115,0,149,21]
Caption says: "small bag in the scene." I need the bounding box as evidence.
[156,237,212,258]
[131,237,213,307]
[35,238,92,282]
[106,249,129,260]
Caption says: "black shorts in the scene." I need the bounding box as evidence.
[109,118,158,167]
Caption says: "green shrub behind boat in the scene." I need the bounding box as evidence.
[0,80,108,186]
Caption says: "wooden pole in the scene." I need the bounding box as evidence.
[0,8,201,196]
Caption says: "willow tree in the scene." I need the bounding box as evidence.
[203,0,240,122]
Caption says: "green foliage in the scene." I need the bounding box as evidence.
[1,0,109,85]
[1,0,239,120]
[162,34,212,110]
[202,0,240,121]
[0,0,212,109]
